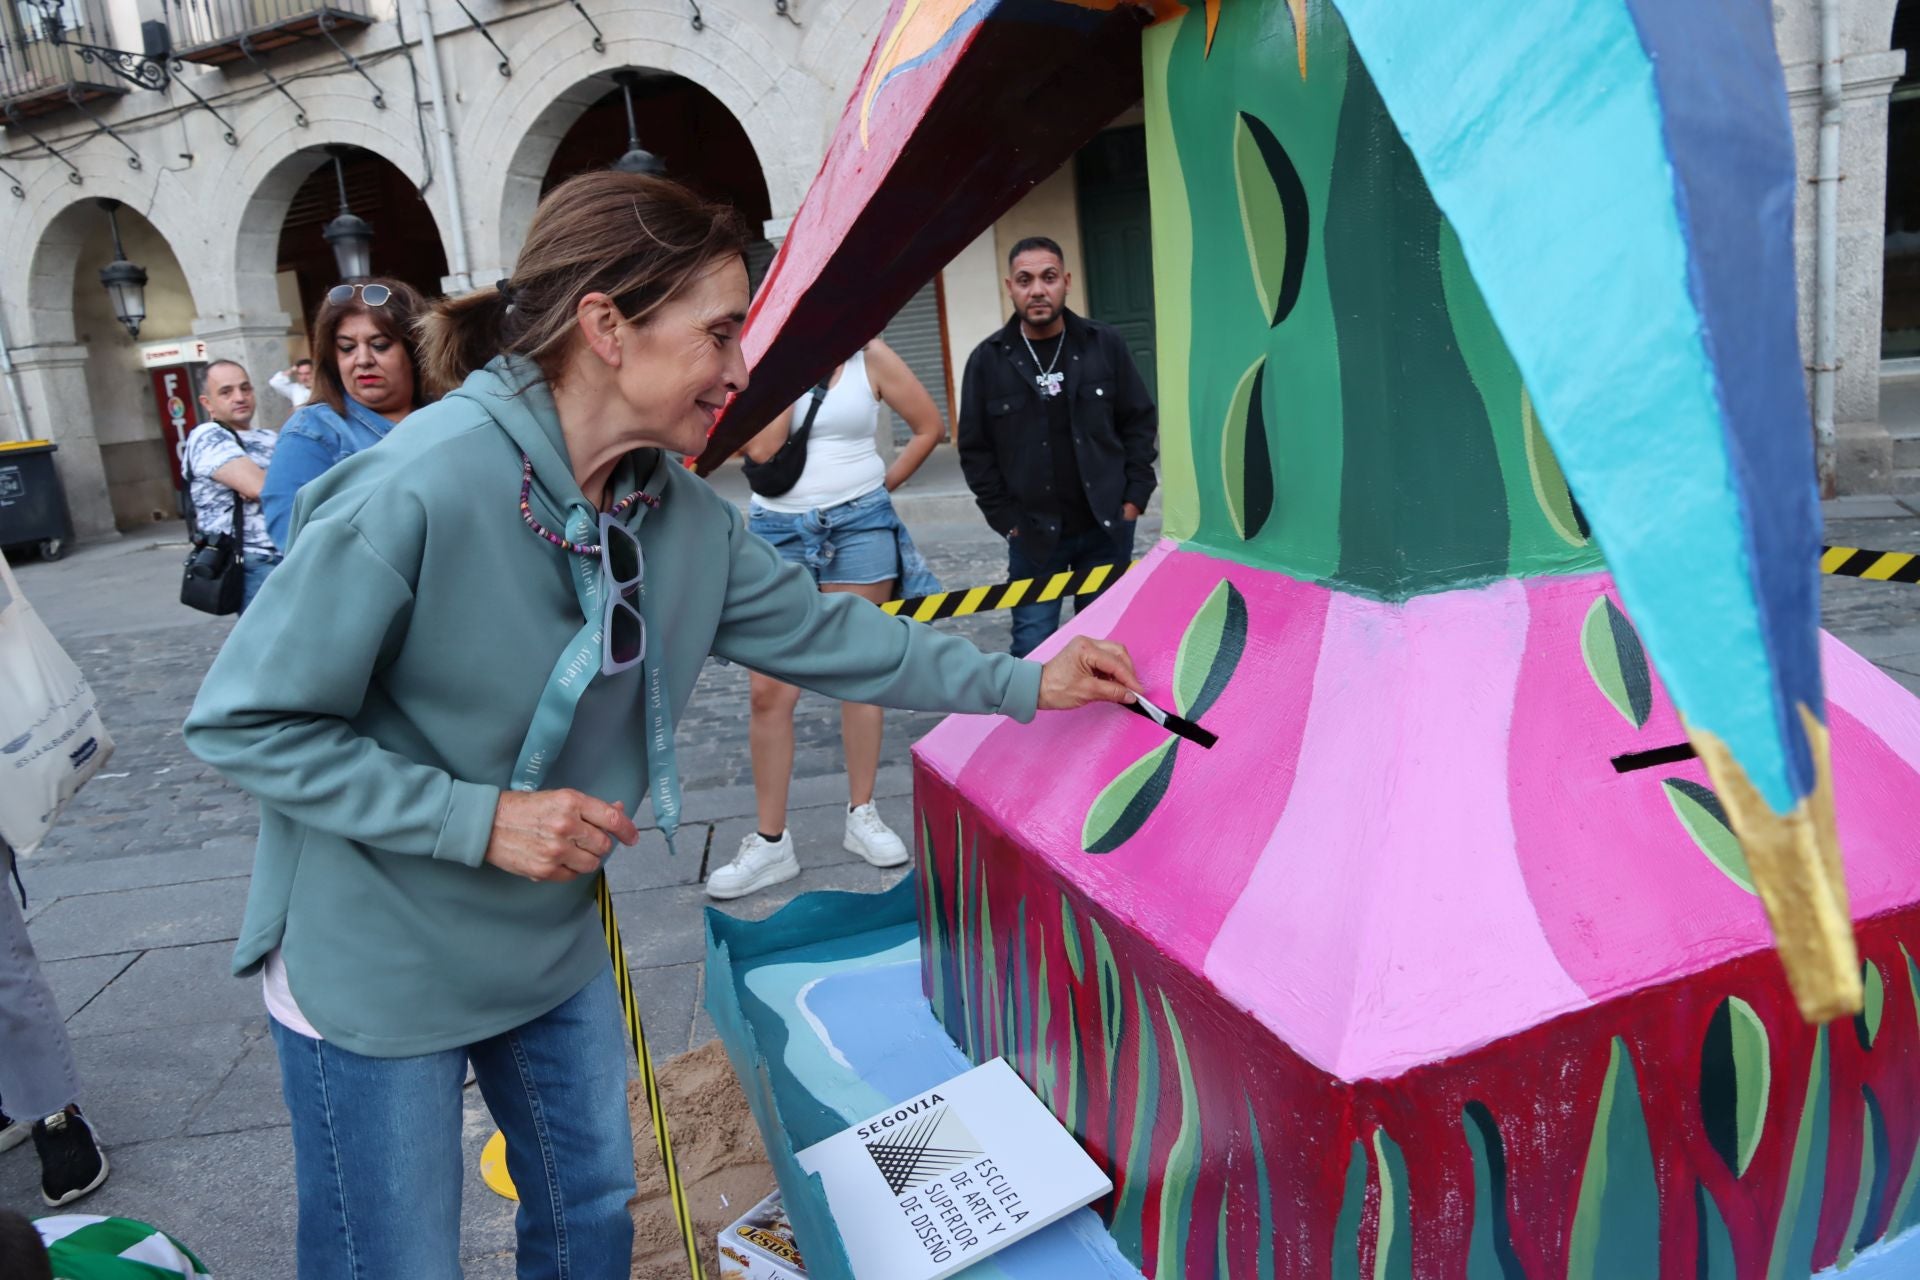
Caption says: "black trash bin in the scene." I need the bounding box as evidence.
[0,440,75,560]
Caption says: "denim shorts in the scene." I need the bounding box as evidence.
[750,487,912,587]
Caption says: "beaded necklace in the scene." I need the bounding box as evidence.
[517,455,660,556]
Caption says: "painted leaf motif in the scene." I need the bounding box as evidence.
[1895,945,1920,1235]
[1521,388,1589,547]
[1331,1138,1368,1280]
[1232,111,1310,327]
[1856,960,1885,1050]
[1841,1084,1892,1264]
[1371,1128,1412,1280]
[1109,976,1160,1266]
[1221,357,1274,540]
[1769,1026,1830,1279]
[1158,993,1201,1273]
[1060,898,1085,983]
[1664,779,1754,894]
[1173,579,1249,721]
[1463,1103,1527,1279]
[1700,995,1771,1177]
[1082,739,1178,854]
[1567,1038,1659,1280]
[1580,596,1653,728]
[1247,1098,1276,1280]
[1696,1181,1737,1280]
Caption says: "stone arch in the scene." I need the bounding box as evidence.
[227,116,443,324]
[16,196,203,534]
[4,162,211,348]
[463,9,825,273]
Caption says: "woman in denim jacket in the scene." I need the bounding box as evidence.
[259,278,431,550]
[708,340,944,899]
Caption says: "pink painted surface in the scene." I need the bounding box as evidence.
[1205,578,1590,1081]
[916,565,1920,1083]
[915,540,1175,780]
[920,546,1327,972]
[1512,578,1920,1007]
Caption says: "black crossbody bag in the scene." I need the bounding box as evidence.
[179,427,249,616]
[741,379,832,498]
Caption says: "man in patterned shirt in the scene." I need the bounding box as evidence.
[184,360,280,611]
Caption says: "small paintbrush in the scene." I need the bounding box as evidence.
[1122,692,1218,749]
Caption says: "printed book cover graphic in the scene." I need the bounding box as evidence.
[795,1058,1111,1280]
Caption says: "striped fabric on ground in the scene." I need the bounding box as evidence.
[34,1215,209,1279]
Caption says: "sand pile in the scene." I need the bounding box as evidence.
[629,1039,780,1279]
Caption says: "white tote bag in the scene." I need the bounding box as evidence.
[0,554,113,853]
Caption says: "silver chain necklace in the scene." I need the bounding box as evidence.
[1021,329,1065,398]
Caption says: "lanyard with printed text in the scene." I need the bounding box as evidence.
[509,501,682,848]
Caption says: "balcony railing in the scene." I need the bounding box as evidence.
[169,0,373,67]
[0,0,130,119]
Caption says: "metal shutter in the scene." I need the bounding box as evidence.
[746,240,778,295]
[747,246,949,448]
[879,276,950,447]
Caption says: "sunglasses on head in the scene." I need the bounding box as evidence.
[327,283,392,307]
[600,514,645,677]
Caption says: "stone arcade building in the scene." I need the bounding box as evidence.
[0,0,1913,538]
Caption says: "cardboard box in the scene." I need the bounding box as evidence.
[718,1190,807,1280]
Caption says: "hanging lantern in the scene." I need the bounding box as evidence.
[96,199,148,340]
[611,70,666,175]
[321,151,374,281]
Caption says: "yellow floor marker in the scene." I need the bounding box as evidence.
[480,1129,517,1201]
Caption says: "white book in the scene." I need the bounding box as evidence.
[795,1058,1112,1280]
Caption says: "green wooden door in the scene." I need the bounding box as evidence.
[1076,124,1158,400]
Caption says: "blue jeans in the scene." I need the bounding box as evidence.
[749,487,941,598]
[240,552,281,613]
[1007,522,1136,658]
[272,968,635,1280]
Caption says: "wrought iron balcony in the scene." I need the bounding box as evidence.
[0,0,132,120]
[170,0,374,68]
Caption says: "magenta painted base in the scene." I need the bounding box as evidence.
[917,545,1920,1082]
[911,549,1920,1278]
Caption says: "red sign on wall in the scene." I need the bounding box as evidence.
[149,363,204,491]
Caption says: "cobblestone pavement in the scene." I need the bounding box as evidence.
[4,495,1918,1276]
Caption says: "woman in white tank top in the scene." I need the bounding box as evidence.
[708,340,945,899]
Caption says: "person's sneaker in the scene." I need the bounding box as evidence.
[844,803,909,868]
[33,1107,108,1207]
[0,1111,29,1154]
[705,831,799,900]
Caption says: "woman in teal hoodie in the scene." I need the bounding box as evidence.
[183,172,1141,1279]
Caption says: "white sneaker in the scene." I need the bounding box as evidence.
[0,1111,29,1154]
[844,803,909,868]
[705,831,799,900]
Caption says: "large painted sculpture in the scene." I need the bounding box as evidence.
[701,0,1920,1275]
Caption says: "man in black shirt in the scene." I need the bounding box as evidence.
[957,236,1158,656]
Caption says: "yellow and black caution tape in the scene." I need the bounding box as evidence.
[480,881,704,1278]
[598,873,705,1279]
[877,547,1920,620]
[882,559,1139,620]
[1821,545,1920,583]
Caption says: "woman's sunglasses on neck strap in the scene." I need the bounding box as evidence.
[327,283,392,307]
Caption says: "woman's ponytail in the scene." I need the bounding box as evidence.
[413,172,746,399]
[414,284,515,400]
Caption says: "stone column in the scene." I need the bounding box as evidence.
[1785,48,1907,494]
[10,344,115,540]
[196,315,298,431]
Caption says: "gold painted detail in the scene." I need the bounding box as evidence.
[1687,709,1861,1023]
